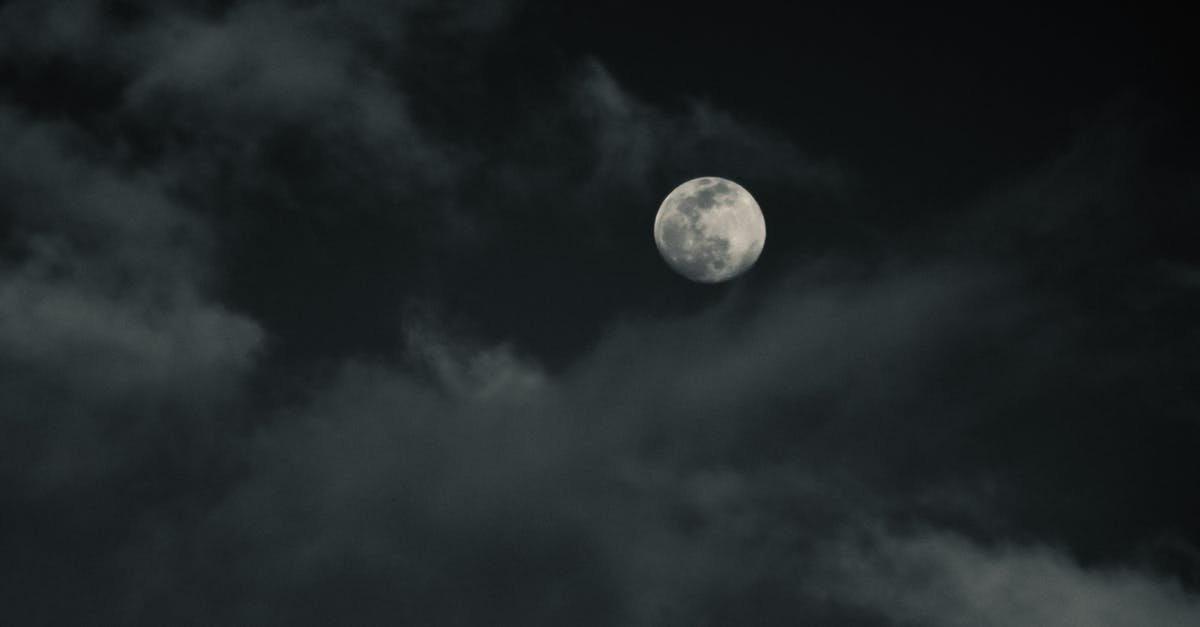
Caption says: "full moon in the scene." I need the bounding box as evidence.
[653,177,766,282]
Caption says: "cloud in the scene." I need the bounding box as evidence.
[1,1,1198,624]
[0,107,262,489]
[125,2,437,152]
[0,100,264,623]
[90,262,1031,624]
[158,336,616,625]
[816,528,1200,627]
[571,59,845,199]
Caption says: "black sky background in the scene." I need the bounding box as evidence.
[1,1,1198,625]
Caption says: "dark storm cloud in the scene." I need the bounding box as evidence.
[2,0,1198,625]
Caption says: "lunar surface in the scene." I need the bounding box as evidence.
[653,177,766,282]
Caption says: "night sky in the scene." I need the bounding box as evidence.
[2,1,1199,624]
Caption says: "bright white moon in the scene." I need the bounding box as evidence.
[653,177,766,282]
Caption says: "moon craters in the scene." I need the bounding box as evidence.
[653,177,765,283]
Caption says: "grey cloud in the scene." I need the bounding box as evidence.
[0,110,208,281]
[118,2,459,197]
[107,261,1033,624]
[1162,262,1200,290]
[1,1,1197,624]
[951,100,1195,280]
[0,91,264,623]
[0,274,259,400]
[0,1,115,64]
[574,60,845,196]
[567,262,1022,456]
[169,347,613,625]
[0,108,261,399]
[815,528,1200,627]
[0,107,261,502]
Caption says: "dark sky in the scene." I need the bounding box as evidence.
[2,1,1199,624]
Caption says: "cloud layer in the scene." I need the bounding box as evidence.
[1,1,1197,625]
